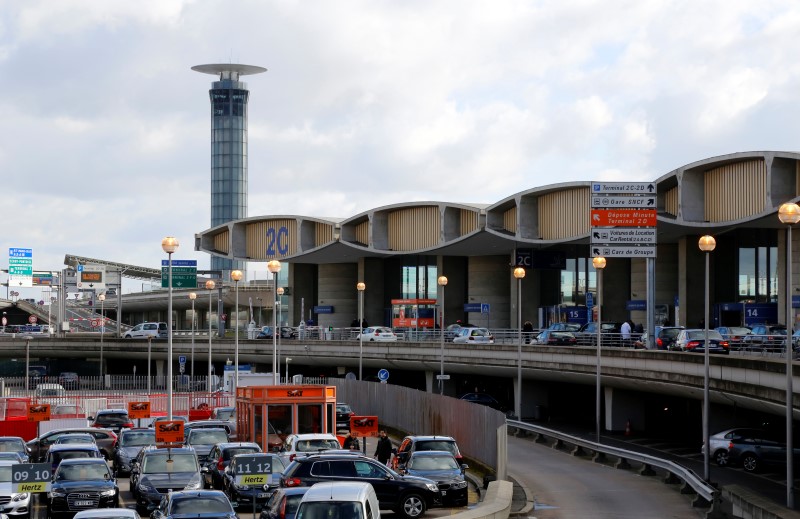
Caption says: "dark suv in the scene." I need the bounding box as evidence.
[131,446,203,514]
[393,436,463,470]
[90,409,134,434]
[280,453,441,518]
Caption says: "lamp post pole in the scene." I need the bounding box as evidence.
[592,256,606,443]
[189,292,197,379]
[205,280,216,393]
[779,202,800,508]
[25,337,31,392]
[231,270,243,394]
[268,260,282,384]
[286,357,292,384]
[513,267,525,420]
[437,275,448,395]
[698,235,716,482]
[277,287,284,382]
[98,293,106,382]
[147,336,152,394]
[161,236,179,420]
[357,283,365,380]
[257,297,263,327]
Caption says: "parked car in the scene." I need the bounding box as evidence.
[123,322,167,339]
[184,428,230,465]
[653,326,685,351]
[280,434,345,463]
[674,329,730,354]
[393,436,463,470]
[702,428,773,467]
[256,326,275,339]
[336,403,356,431]
[57,372,80,389]
[714,326,752,350]
[184,420,233,439]
[398,450,468,507]
[745,324,788,350]
[27,428,118,462]
[575,322,623,345]
[725,430,800,472]
[532,330,577,346]
[280,453,441,519]
[0,436,30,463]
[46,443,104,473]
[295,481,381,519]
[112,428,156,476]
[90,409,134,434]
[356,327,398,342]
[452,327,494,344]
[52,403,86,418]
[33,383,66,398]
[546,322,581,332]
[47,458,119,516]
[222,453,287,510]
[150,490,236,519]
[131,446,203,515]
[202,441,262,490]
[0,460,31,517]
[260,487,310,519]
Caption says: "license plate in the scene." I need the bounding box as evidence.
[441,491,447,496]
[258,493,269,498]
[75,500,93,506]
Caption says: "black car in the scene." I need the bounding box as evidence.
[223,453,287,511]
[393,436,464,470]
[89,409,134,435]
[202,441,262,490]
[131,447,203,515]
[280,453,441,519]
[0,436,30,462]
[260,487,310,519]
[654,326,685,351]
[575,321,624,345]
[185,428,230,465]
[151,489,236,519]
[336,403,355,431]
[47,458,119,516]
[398,451,468,507]
[112,428,155,476]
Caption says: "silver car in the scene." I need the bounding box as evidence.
[452,327,494,344]
[702,428,772,466]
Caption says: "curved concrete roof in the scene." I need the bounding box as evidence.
[195,151,800,263]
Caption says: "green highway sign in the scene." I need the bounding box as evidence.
[161,267,197,288]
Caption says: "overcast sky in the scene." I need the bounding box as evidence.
[3,0,800,295]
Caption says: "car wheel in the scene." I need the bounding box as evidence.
[398,493,426,519]
[713,449,729,467]
[742,453,759,472]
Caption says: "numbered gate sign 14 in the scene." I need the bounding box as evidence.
[12,463,52,493]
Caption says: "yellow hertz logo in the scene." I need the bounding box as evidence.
[18,482,46,493]
[241,475,267,485]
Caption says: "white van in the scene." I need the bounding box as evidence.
[296,482,380,519]
[34,383,66,398]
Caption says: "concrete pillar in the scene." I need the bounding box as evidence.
[604,386,646,433]
[424,371,434,393]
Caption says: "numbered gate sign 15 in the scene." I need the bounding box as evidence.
[12,463,52,493]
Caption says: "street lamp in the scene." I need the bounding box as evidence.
[779,202,800,508]
[277,286,285,383]
[161,236,179,420]
[513,267,525,420]
[98,293,106,382]
[437,275,448,395]
[286,357,292,383]
[268,260,282,384]
[698,235,716,481]
[205,280,216,392]
[592,256,606,444]
[231,270,243,394]
[189,292,197,379]
[357,283,366,380]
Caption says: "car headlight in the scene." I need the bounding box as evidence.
[184,474,203,490]
[450,481,467,489]
[426,483,439,492]
[12,493,29,502]
[99,488,117,497]
[50,489,66,498]
[137,481,156,494]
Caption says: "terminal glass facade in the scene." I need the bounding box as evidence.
[400,259,438,299]
[560,257,596,306]
[738,246,778,302]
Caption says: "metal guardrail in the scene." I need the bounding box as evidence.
[506,419,719,508]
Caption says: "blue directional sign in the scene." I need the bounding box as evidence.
[586,293,594,308]
[463,303,481,313]
[377,369,389,381]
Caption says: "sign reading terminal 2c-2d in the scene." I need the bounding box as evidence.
[266,226,290,256]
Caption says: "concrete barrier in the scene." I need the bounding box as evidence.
[449,480,513,519]
[722,485,800,519]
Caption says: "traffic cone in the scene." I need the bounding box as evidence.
[625,420,631,436]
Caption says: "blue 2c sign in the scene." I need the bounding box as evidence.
[267,226,290,256]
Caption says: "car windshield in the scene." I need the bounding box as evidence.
[56,435,94,444]
[171,496,232,514]
[56,463,109,481]
[297,501,364,519]
[686,331,724,340]
[416,440,458,455]
[142,453,198,473]
[0,439,24,452]
[336,405,352,414]
[408,454,459,470]
[296,439,341,452]
[188,430,228,444]
[661,328,682,339]
[96,413,129,424]
[225,447,259,459]
[214,409,235,420]
[120,431,155,446]
[0,466,11,483]
[53,451,98,464]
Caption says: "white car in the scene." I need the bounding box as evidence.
[452,327,494,344]
[281,433,343,463]
[122,322,167,339]
[73,509,139,519]
[297,481,381,519]
[356,327,398,342]
[0,460,31,517]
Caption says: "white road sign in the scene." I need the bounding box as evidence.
[591,182,656,195]
[591,195,656,209]
[591,245,657,258]
[591,228,657,244]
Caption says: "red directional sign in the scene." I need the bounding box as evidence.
[590,209,657,227]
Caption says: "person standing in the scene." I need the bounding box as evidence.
[374,430,393,466]
[343,432,360,450]
[523,321,534,344]
[620,320,632,347]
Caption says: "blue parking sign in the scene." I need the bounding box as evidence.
[178,355,186,364]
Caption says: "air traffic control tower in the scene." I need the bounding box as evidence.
[192,63,266,274]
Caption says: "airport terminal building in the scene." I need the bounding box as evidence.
[194,151,800,333]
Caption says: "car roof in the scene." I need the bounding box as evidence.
[45,427,114,436]
[301,481,374,502]
[96,408,128,414]
[403,435,457,442]
[0,460,16,467]
[0,436,24,441]
[288,433,339,440]
[408,450,456,457]
[58,457,108,466]
[49,443,100,452]
[74,509,139,518]
[218,442,260,450]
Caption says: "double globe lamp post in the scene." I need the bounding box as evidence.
[437,275,448,395]
[161,236,179,420]
[513,267,525,421]
[698,235,716,482]
[357,282,365,380]
[591,256,606,443]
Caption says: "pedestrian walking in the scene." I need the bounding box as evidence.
[620,320,632,347]
[374,430,393,466]
[523,321,534,344]
[343,432,360,450]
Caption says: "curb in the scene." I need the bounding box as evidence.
[508,472,535,516]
